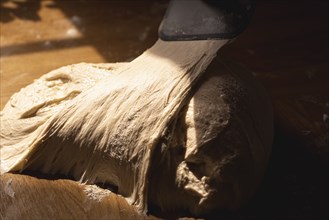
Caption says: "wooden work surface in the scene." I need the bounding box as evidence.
[0,0,328,219]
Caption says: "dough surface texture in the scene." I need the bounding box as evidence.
[0,40,273,215]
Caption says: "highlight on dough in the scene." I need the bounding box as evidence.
[0,40,273,216]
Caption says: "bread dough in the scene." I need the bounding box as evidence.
[0,173,155,220]
[0,40,273,215]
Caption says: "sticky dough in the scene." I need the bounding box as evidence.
[0,40,273,215]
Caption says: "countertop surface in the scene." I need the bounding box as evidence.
[1,0,328,219]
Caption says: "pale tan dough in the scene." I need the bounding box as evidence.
[148,58,273,214]
[0,40,272,216]
[0,173,156,220]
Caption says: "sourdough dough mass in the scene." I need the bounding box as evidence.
[0,40,273,215]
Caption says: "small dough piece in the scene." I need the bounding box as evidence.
[0,40,273,216]
[0,173,155,220]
